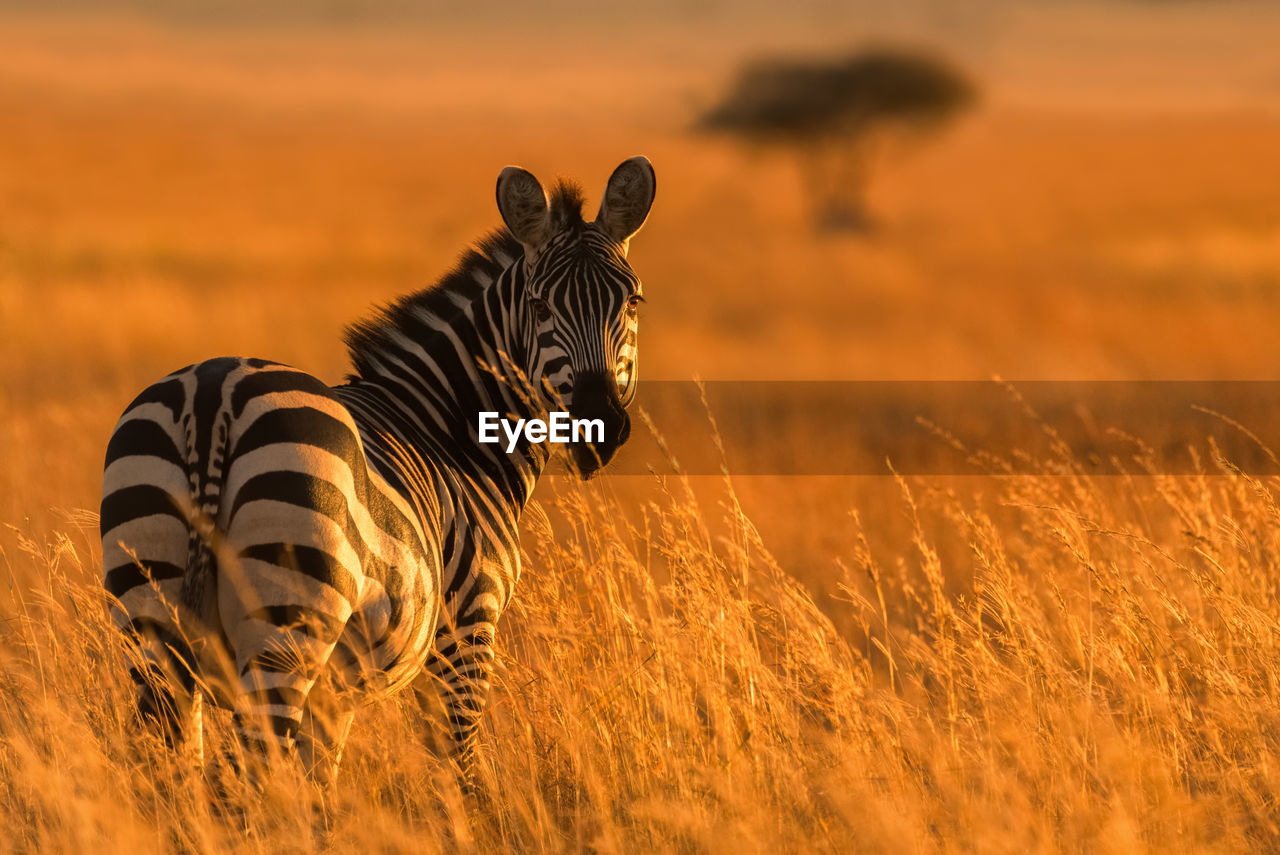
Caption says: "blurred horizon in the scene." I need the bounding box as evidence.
[0,1,1278,117]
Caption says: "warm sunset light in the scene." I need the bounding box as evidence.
[3,2,1280,852]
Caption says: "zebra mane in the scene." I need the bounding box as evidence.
[547,180,586,229]
[344,180,587,382]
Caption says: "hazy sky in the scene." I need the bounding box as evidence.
[0,1,1276,113]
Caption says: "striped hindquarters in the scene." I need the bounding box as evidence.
[101,357,439,754]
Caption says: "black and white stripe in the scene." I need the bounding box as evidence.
[100,157,656,785]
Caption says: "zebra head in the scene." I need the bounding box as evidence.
[496,156,656,478]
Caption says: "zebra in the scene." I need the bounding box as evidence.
[99,157,656,787]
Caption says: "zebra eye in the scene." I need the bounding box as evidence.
[627,295,644,311]
[530,298,552,321]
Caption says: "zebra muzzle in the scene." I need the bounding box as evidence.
[568,372,631,478]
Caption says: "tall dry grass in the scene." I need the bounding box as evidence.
[4,430,1280,852]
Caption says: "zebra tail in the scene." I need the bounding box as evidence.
[178,411,230,631]
[179,534,218,631]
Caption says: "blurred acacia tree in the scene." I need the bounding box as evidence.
[697,47,976,232]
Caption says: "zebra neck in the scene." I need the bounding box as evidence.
[458,267,554,506]
[337,264,552,514]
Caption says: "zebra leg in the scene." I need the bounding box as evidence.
[424,623,496,787]
[123,618,200,751]
[214,528,355,774]
[216,587,348,775]
[296,680,356,788]
[102,472,203,755]
[223,616,344,770]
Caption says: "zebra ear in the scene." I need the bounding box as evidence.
[596,156,656,251]
[496,166,551,253]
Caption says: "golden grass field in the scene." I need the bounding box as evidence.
[3,5,1280,852]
